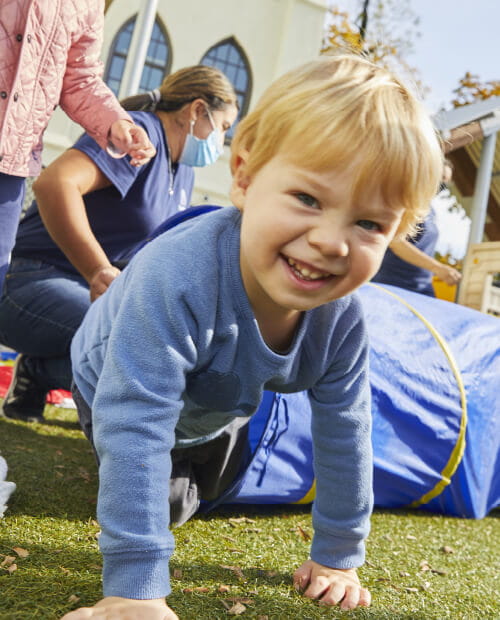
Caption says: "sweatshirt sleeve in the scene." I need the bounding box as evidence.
[59,6,131,149]
[308,298,373,569]
[87,249,199,598]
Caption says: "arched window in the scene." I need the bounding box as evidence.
[105,17,171,96]
[200,38,252,141]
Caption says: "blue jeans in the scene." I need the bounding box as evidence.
[0,173,26,287]
[0,257,90,391]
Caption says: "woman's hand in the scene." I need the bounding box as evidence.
[108,120,157,166]
[88,265,121,301]
[433,262,462,286]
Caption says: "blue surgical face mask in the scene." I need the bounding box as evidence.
[179,108,224,167]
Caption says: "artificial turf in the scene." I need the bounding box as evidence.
[1,404,498,619]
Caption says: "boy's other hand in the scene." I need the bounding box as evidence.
[60,596,178,619]
[293,559,371,610]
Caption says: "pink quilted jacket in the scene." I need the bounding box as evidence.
[0,0,131,177]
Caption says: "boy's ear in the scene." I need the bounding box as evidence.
[230,150,251,209]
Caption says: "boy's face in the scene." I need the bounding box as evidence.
[234,154,403,322]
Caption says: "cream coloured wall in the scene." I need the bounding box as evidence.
[42,0,326,205]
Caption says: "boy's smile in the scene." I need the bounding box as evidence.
[234,154,404,346]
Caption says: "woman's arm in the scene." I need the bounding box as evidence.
[389,238,462,286]
[32,149,120,300]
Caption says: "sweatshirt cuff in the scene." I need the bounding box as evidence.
[103,551,171,599]
[310,530,365,569]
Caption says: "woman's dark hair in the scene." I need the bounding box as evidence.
[120,65,238,113]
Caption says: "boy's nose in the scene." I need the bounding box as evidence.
[307,225,349,257]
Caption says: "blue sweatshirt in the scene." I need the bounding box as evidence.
[71,207,373,599]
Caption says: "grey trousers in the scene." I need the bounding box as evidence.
[72,384,250,527]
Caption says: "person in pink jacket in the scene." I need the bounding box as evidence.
[0,0,156,285]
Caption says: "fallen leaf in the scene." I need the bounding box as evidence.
[218,584,231,593]
[419,560,431,572]
[431,567,448,576]
[227,602,247,615]
[420,581,431,591]
[220,565,246,581]
[68,595,80,603]
[1,556,16,568]
[226,597,254,605]
[406,534,417,541]
[404,586,419,593]
[228,517,256,526]
[7,563,18,573]
[296,525,311,541]
[172,569,183,580]
[221,535,238,544]
[192,587,210,593]
[257,617,269,620]
[440,545,454,554]
[399,571,411,577]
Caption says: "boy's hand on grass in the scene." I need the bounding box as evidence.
[60,596,178,619]
[293,559,371,610]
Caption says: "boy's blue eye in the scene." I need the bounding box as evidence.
[357,220,381,231]
[294,193,318,208]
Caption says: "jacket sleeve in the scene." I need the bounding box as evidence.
[59,8,131,149]
[85,246,200,599]
[307,298,373,569]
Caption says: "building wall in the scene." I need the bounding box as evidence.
[42,0,326,205]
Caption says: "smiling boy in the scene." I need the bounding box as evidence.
[64,55,442,619]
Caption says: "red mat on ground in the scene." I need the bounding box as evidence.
[0,365,72,404]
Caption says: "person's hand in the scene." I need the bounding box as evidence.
[60,596,178,619]
[433,263,462,286]
[293,560,371,610]
[108,120,157,166]
[88,265,121,301]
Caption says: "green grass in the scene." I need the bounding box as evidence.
[1,405,499,619]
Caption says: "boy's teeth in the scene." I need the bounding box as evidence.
[287,258,327,280]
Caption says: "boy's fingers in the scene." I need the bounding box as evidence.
[302,575,331,599]
[358,586,372,607]
[316,581,347,606]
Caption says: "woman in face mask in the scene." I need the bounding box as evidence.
[0,65,238,424]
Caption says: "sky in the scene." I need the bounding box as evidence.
[329,0,500,114]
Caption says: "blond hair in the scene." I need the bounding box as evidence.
[231,55,442,236]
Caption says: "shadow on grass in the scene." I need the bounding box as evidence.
[0,418,98,521]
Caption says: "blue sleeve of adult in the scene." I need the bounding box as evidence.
[71,113,156,199]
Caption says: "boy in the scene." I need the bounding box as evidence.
[63,55,442,619]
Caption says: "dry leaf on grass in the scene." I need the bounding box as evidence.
[68,595,80,603]
[440,545,454,554]
[227,601,247,615]
[220,565,246,581]
[295,525,311,541]
[228,517,256,527]
[1,555,16,568]
[419,560,448,575]
[172,569,183,580]
[6,563,17,574]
